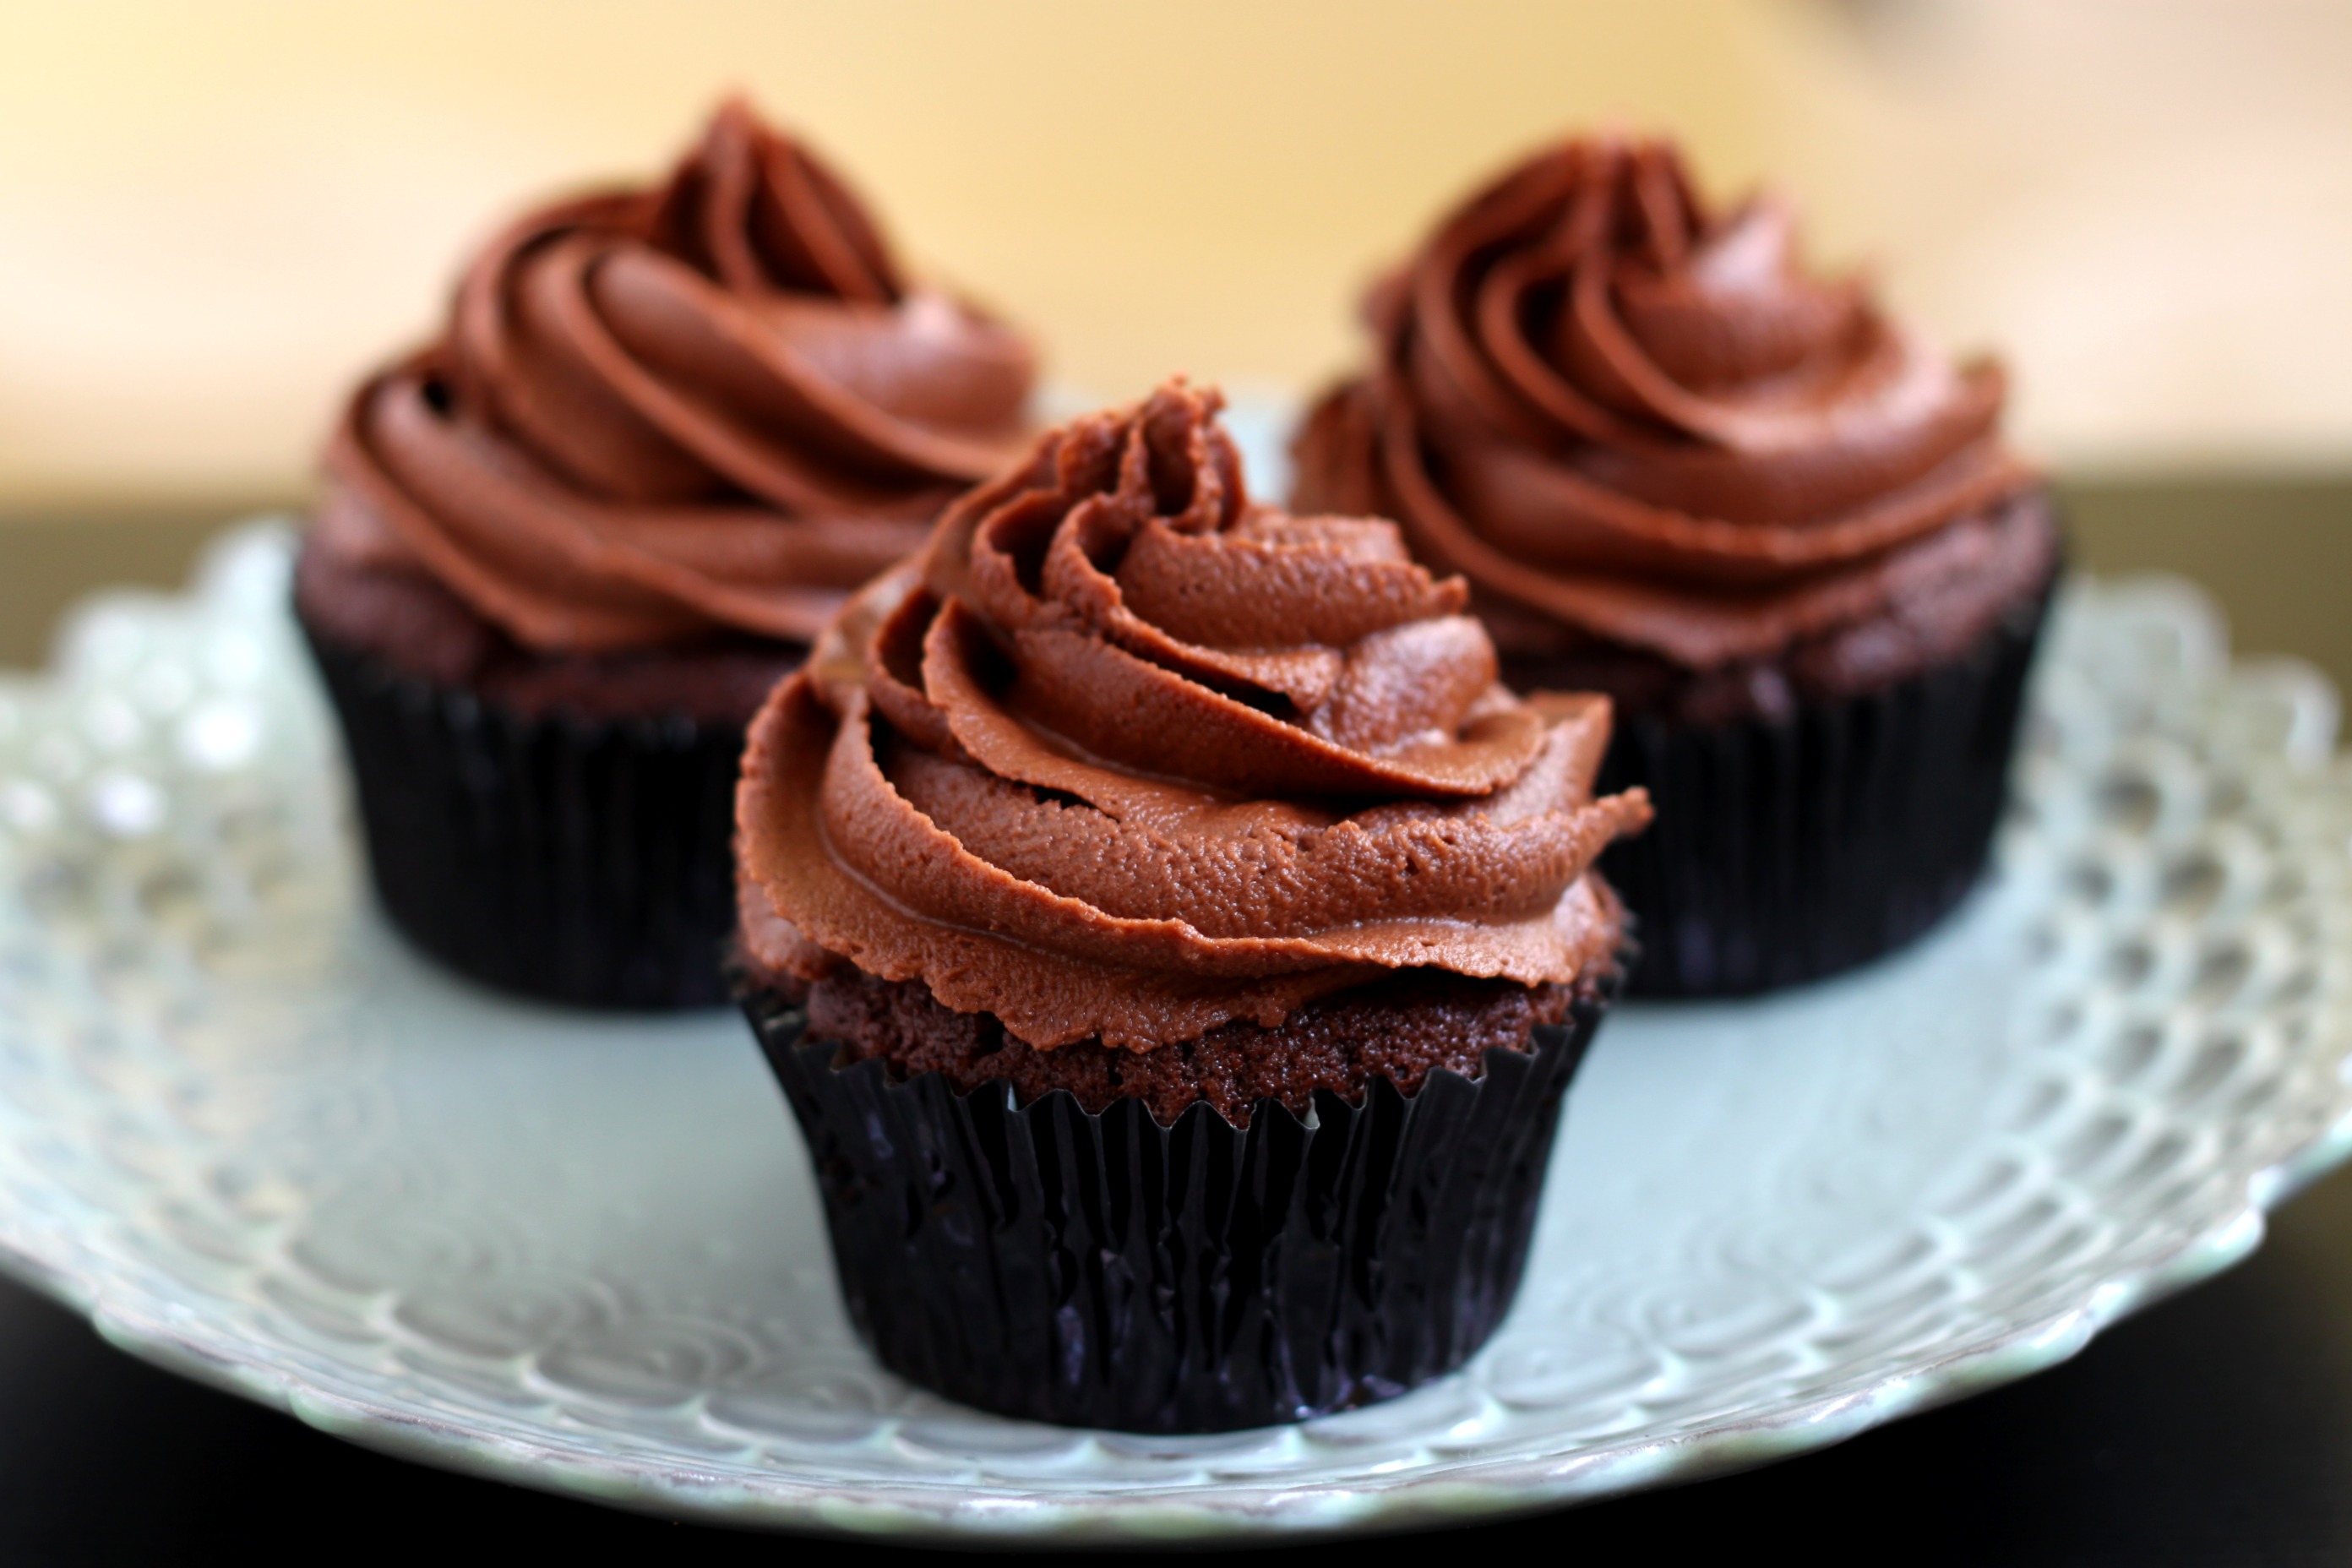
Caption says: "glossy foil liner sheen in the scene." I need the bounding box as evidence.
[302,628,745,1009]
[1578,582,2054,998]
[739,978,1613,1434]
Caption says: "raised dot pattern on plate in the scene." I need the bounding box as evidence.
[0,527,2346,1541]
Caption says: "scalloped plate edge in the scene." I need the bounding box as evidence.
[0,999,2335,1545]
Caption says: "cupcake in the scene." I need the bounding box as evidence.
[296,99,1035,1008]
[733,380,1651,1431]
[1293,136,2059,996]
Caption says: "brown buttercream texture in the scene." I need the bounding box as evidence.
[737,381,1652,1052]
[314,97,1035,653]
[1292,135,2055,676]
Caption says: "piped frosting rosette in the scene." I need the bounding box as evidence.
[318,98,1036,652]
[738,381,1652,1051]
[1293,136,2054,673]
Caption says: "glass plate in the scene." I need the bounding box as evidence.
[0,526,2344,1543]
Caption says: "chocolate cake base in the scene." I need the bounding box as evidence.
[1515,574,2055,998]
[293,542,796,727]
[792,960,1584,1125]
[295,545,801,1009]
[738,964,1614,1433]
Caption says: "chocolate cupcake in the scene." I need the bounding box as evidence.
[297,99,1035,1007]
[1294,136,2060,996]
[733,381,1651,1431]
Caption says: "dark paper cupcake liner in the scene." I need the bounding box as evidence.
[1598,584,2054,998]
[302,626,747,1010]
[739,977,1613,1434]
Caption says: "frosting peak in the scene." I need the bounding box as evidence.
[645,98,904,304]
[1294,135,2051,673]
[319,98,1036,653]
[739,381,1651,1051]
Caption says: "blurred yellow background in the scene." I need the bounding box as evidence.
[3,0,2349,506]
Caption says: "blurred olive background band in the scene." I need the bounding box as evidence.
[8,479,2347,691]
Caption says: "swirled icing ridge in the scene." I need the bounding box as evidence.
[317,98,1035,652]
[738,381,1650,1051]
[1293,135,2054,674]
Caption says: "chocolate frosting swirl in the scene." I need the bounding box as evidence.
[317,98,1036,652]
[737,382,1651,1052]
[1293,136,2054,674]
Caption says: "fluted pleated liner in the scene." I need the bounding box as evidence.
[1596,582,2054,998]
[739,977,1614,1434]
[302,628,745,1010]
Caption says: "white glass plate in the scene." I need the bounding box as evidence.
[0,525,2346,1544]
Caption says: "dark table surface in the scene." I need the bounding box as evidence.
[2,476,2349,1564]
